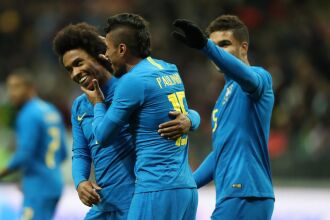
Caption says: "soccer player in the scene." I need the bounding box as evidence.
[81,13,198,220]
[172,15,275,219]
[0,70,67,220]
[53,22,200,220]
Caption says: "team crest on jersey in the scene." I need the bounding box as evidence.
[222,84,233,105]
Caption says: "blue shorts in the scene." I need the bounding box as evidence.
[128,188,198,220]
[212,197,274,220]
[22,197,60,220]
[85,208,128,220]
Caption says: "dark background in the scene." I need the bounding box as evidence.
[0,0,329,184]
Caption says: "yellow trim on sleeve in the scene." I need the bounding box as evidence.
[147,57,164,70]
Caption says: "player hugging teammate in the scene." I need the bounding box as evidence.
[51,12,274,220]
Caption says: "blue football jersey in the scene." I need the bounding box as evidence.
[194,40,275,205]
[93,57,197,193]
[71,77,136,212]
[7,98,67,198]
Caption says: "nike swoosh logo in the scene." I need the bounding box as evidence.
[77,113,87,122]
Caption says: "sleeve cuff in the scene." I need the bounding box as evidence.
[201,39,213,54]
[187,109,201,131]
[74,178,88,189]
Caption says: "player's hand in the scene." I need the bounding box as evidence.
[158,111,191,140]
[77,181,102,207]
[80,79,105,105]
[172,19,207,49]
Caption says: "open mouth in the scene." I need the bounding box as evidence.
[77,74,94,90]
[79,75,88,84]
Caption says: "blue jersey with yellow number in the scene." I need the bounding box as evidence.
[71,77,136,212]
[93,57,197,193]
[7,98,67,198]
[204,40,275,202]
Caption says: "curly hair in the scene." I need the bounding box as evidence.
[104,13,151,58]
[53,22,111,71]
[206,15,249,44]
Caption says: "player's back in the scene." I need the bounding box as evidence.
[17,98,66,197]
[117,57,196,193]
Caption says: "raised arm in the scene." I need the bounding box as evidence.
[172,19,262,94]
[202,39,260,92]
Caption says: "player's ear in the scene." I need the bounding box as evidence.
[240,41,248,57]
[118,43,126,56]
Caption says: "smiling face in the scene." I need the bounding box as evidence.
[62,48,107,90]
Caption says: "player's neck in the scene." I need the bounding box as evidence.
[18,93,37,109]
[244,59,250,65]
[242,55,250,65]
[98,70,112,86]
[126,56,143,72]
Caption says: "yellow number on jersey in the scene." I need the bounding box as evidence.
[167,91,188,146]
[45,127,60,168]
[212,109,218,133]
[22,207,34,220]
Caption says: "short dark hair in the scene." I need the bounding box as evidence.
[104,13,151,58]
[53,22,111,71]
[206,15,249,44]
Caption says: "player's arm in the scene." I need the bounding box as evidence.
[158,109,201,140]
[193,150,216,188]
[202,39,260,93]
[0,111,39,179]
[82,78,143,146]
[172,19,263,95]
[71,106,101,207]
[187,109,201,130]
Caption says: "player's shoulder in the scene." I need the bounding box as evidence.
[18,99,37,120]
[134,57,178,73]
[19,98,57,122]
[24,98,51,113]
[72,94,88,106]
[149,57,178,72]
[121,57,179,85]
[116,73,145,96]
[72,94,89,115]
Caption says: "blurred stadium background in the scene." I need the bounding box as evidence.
[0,0,329,219]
